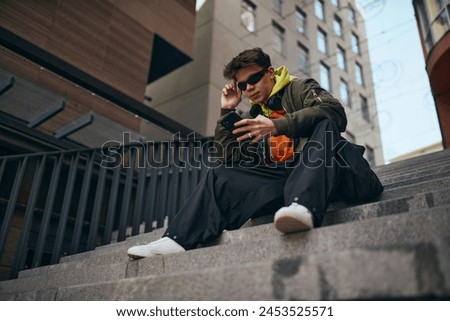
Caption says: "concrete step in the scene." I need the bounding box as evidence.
[25,175,450,270]
[1,150,448,300]
[45,156,449,266]
[377,152,449,175]
[380,176,450,201]
[2,205,450,299]
[375,149,450,175]
[21,235,450,300]
[380,163,450,187]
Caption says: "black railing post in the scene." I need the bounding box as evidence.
[0,157,28,257]
[86,153,108,251]
[179,141,191,207]
[191,140,201,190]
[131,144,147,236]
[102,163,121,245]
[143,143,160,232]
[51,152,80,264]
[0,158,6,186]
[117,148,136,242]
[153,142,170,233]
[32,155,63,268]
[166,142,181,224]
[11,155,47,278]
[70,151,95,254]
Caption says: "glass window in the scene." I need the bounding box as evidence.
[430,6,450,45]
[360,95,370,122]
[317,28,328,54]
[337,46,346,71]
[355,62,365,86]
[340,79,350,107]
[314,0,325,21]
[241,0,256,33]
[320,63,331,91]
[298,43,310,75]
[333,15,343,37]
[348,6,357,25]
[296,7,307,35]
[428,0,446,17]
[331,0,340,8]
[351,33,361,55]
[272,21,286,56]
[273,0,283,15]
[414,0,450,53]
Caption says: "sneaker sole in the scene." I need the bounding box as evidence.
[275,215,312,234]
[127,253,145,260]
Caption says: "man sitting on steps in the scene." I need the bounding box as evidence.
[127,47,384,259]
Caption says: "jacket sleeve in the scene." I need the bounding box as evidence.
[214,109,265,164]
[272,78,347,138]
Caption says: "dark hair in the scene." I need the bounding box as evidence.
[223,47,272,80]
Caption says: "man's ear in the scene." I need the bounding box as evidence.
[268,66,275,79]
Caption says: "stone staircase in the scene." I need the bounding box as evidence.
[0,149,449,300]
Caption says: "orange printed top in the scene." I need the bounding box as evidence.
[268,109,294,162]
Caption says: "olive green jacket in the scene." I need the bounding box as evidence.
[214,77,347,164]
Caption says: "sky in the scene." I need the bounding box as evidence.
[356,0,442,162]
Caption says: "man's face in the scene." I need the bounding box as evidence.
[235,64,275,104]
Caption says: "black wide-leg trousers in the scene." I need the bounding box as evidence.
[163,119,384,250]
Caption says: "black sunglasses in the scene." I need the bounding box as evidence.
[237,69,267,91]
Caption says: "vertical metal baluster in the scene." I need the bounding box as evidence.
[32,155,63,267]
[0,158,6,186]
[86,152,108,251]
[191,140,201,190]
[154,142,170,232]
[131,144,147,236]
[200,139,212,180]
[0,158,5,230]
[117,148,136,242]
[166,142,181,224]
[102,163,121,244]
[0,157,28,258]
[179,141,191,206]
[11,155,47,278]
[51,152,80,264]
[143,143,160,232]
[70,151,95,254]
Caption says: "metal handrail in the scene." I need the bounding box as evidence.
[0,137,215,280]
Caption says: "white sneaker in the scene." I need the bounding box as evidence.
[274,202,314,234]
[127,237,185,259]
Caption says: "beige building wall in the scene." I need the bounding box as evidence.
[146,0,384,165]
[0,0,197,146]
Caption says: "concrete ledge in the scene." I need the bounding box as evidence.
[16,188,450,286]
[375,149,450,175]
[156,206,450,277]
[52,176,450,267]
[48,161,450,267]
[3,150,449,301]
[55,236,450,300]
[5,206,450,297]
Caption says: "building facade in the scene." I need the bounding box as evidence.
[0,0,197,155]
[413,0,450,149]
[146,0,384,166]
